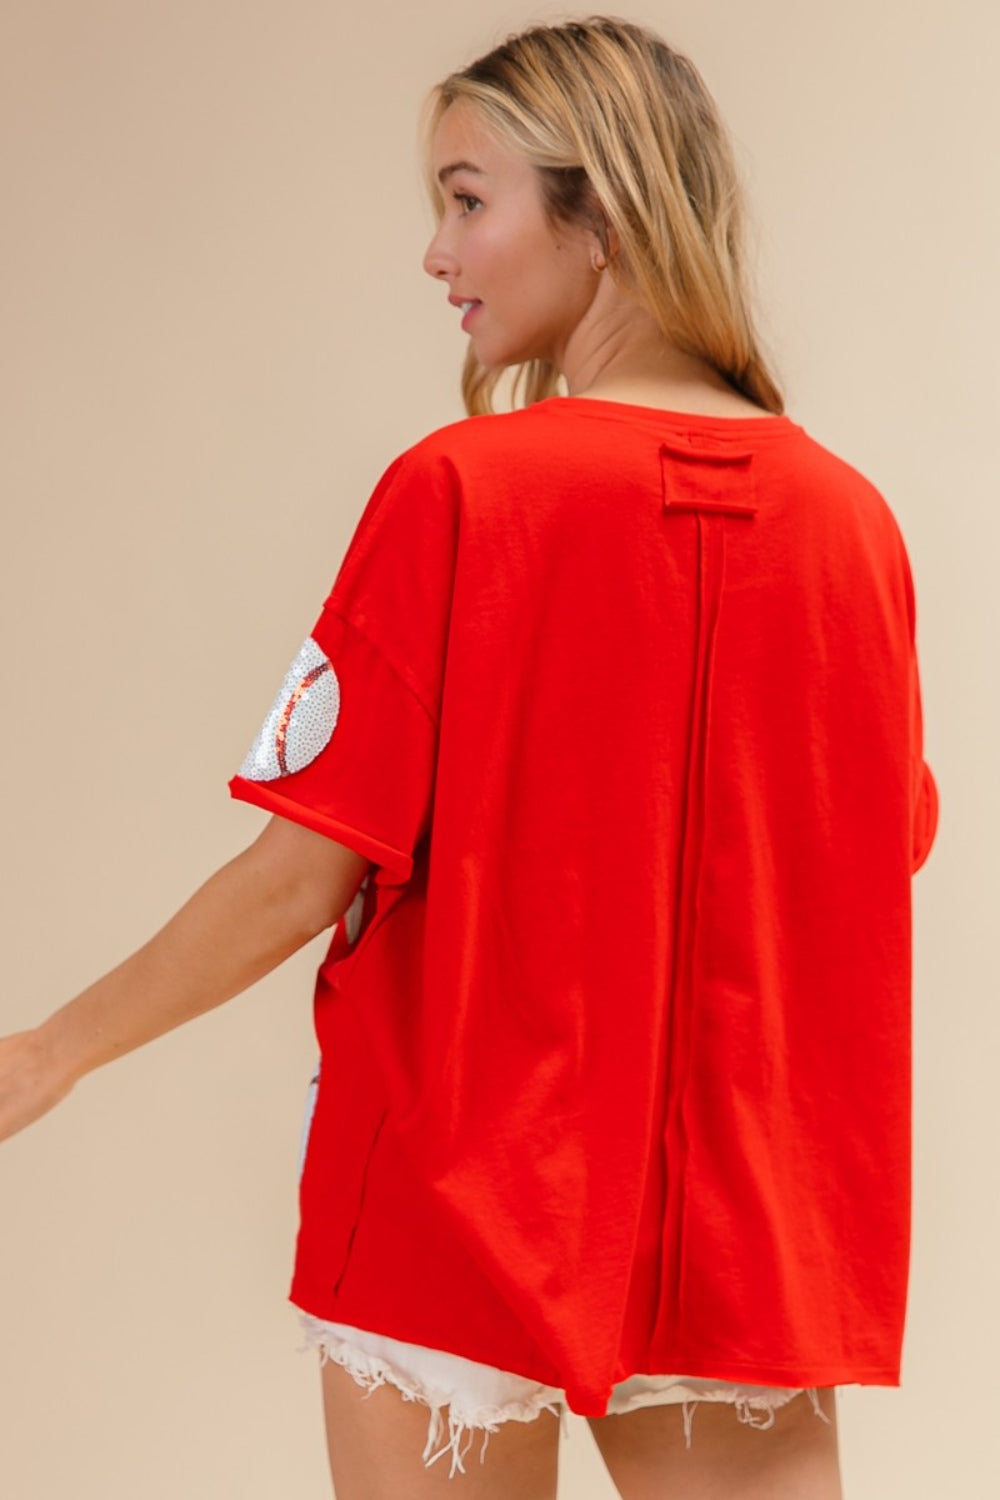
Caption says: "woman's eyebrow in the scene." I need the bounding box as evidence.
[437,160,486,185]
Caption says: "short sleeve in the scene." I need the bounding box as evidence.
[901,537,939,874]
[228,440,459,886]
[910,644,939,873]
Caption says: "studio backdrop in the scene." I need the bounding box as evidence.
[0,3,992,1496]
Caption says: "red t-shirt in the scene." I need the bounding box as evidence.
[228,395,938,1417]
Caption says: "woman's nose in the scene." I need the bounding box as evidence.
[422,226,458,281]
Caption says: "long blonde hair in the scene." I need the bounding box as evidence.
[420,15,784,418]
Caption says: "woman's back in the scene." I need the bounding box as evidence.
[233,394,936,1417]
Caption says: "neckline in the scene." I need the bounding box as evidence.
[536,394,799,436]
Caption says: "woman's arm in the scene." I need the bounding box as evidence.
[0,816,371,1144]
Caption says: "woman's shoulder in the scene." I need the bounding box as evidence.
[404,405,535,455]
[376,407,550,493]
[400,397,661,471]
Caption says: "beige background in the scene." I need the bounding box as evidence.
[0,2,994,1495]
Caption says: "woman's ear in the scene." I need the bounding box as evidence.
[588,204,621,267]
[589,222,623,277]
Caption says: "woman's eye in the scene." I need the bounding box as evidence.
[452,191,482,215]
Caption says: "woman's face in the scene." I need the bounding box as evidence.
[422,102,602,373]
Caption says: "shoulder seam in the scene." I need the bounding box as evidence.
[322,603,438,729]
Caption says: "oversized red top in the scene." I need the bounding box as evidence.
[229,396,938,1417]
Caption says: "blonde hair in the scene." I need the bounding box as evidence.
[420,15,785,418]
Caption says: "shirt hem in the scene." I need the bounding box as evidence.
[286,1287,899,1402]
[227,775,412,884]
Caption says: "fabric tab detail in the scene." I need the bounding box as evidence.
[660,440,758,518]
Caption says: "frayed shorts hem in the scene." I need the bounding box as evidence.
[298,1312,831,1479]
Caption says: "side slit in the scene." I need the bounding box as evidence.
[333,1107,389,1296]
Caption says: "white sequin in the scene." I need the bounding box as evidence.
[238,636,340,780]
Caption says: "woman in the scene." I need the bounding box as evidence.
[0,16,937,1500]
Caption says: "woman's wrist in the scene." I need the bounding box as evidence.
[34,1009,95,1090]
[0,1027,80,1145]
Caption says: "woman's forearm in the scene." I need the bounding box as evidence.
[35,838,331,1089]
[0,818,369,1146]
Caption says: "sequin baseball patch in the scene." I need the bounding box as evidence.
[238,637,340,780]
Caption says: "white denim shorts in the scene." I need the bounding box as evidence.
[299,1312,830,1479]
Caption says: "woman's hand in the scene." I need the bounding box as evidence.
[0,1029,77,1145]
